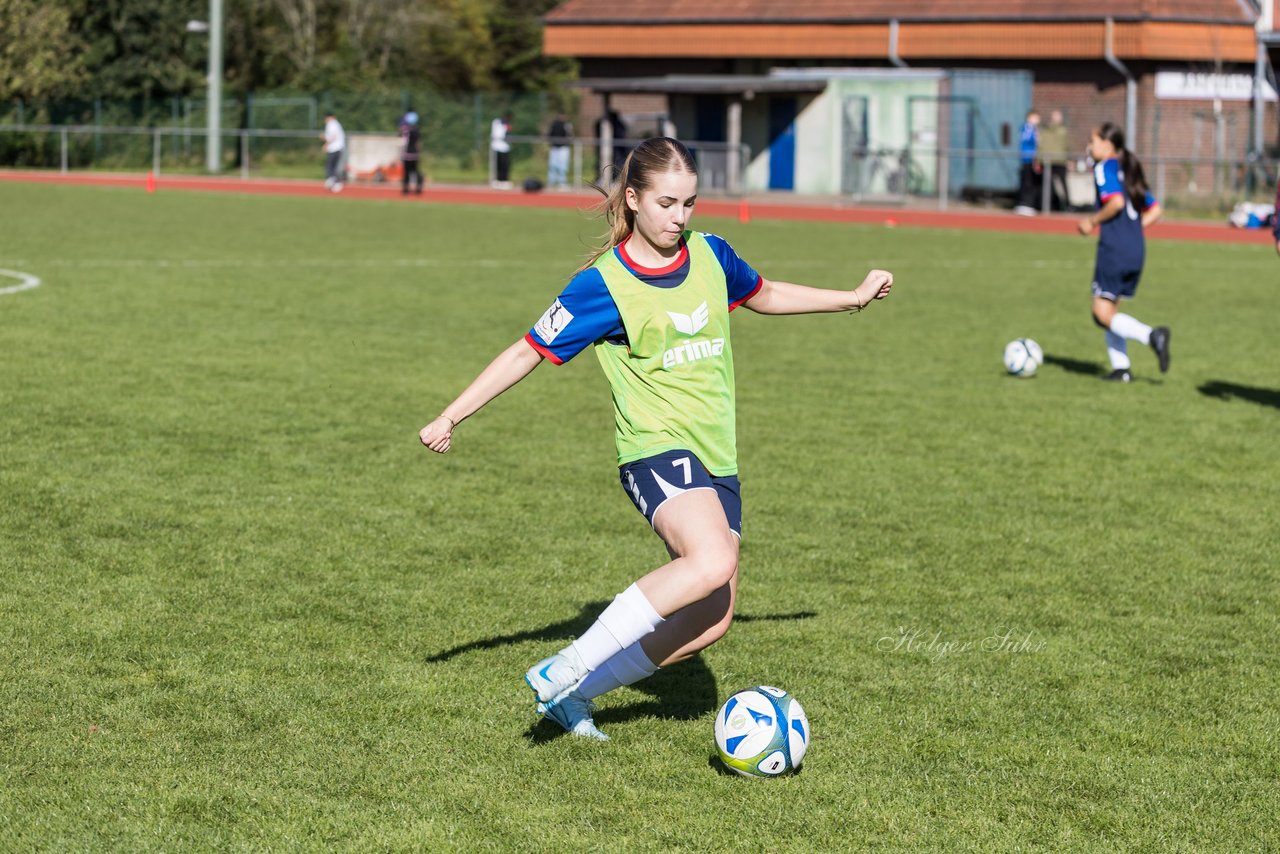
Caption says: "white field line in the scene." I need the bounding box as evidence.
[0,269,41,296]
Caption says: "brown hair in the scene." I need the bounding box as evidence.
[576,137,698,273]
[1096,122,1151,212]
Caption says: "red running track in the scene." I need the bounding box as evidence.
[2,169,1273,246]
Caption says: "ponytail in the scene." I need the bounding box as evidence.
[1098,122,1150,212]
[1118,149,1150,212]
[575,137,698,273]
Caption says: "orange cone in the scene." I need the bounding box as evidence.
[738,198,751,224]
[146,171,156,193]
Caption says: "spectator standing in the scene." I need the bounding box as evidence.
[491,113,513,189]
[1013,109,1041,215]
[609,111,628,174]
[547,112,573,189]
[400,111,423,195]
[321,111,345,193]
[1040,109,1071,211]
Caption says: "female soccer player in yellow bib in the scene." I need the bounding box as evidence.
[420,137,893,739]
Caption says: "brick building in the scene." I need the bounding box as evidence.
[544,0,1277,198]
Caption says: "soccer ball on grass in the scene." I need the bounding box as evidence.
[714,686,808,777]
[1003,338,1043,377]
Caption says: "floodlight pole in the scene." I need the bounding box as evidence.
[206,0,224,173]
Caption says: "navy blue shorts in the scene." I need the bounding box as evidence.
[619,449,742,537]
[1091,264,1142,301]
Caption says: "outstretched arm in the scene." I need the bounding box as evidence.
[743,269,894,316]
[419,337,544,453]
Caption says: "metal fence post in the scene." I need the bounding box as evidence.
[241,131,249,179]
[153,128,161,176]
[1040,159,1052,213]
[726,100,741,196]
[572,139,583,189]
[600,121,613,179]
[937,147,948,210]
[60,128,68,173]
[903,147,912,203]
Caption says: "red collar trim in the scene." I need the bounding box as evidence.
[618,237,688,276]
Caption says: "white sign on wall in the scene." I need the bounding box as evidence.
[1155,70,1278,102]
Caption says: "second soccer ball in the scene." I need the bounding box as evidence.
[1004,338,1043,377]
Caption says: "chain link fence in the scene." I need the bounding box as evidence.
[0,91,555,183]
[2,99,1277,215]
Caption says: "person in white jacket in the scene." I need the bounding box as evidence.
[490,113,512,189]
[321,112,345,193]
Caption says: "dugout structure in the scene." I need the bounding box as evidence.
[570,68,1032,200]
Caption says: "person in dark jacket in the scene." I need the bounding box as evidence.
[400,111,423,195]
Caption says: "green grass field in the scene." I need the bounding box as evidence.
[1,183,1277,850]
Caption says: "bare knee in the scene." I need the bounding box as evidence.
[684,540,739,600]
[1092,298,1116,329]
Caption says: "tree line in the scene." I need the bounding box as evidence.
[0,0,575,104]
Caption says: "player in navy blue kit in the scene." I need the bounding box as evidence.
[1077,123,1170,382]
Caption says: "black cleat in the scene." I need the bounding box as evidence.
[1150,326,1170,373]
[1102,369,1132,383]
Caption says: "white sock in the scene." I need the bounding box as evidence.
[578,641,659,700]
[569,583,664,672]
[1106,330,1130,370]
[1110,312,1152,345]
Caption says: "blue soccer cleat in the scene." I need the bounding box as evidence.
[540,689,609,741]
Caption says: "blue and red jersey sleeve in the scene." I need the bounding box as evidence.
[525,267,624,365]
[1095,159,1124,204]
[703,232,762,310]
[1095,159,1158,209]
